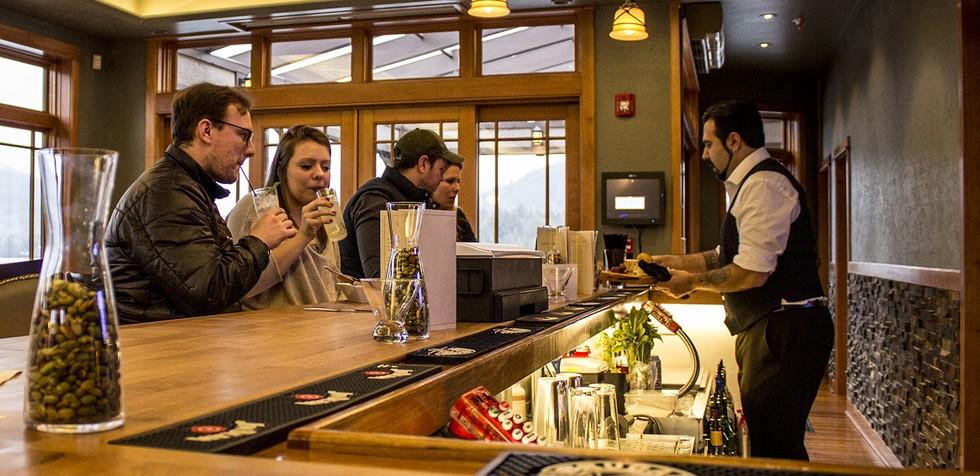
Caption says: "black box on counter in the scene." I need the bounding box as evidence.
[456,243,547,322]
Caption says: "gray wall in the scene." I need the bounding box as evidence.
[594,0,674,255]
[0,9,146,206]
[822,0,960,269]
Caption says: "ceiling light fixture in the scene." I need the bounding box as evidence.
[610,1,649,41]
[759,42,771,48]
[760,12,776,21]
[468,0,510,18]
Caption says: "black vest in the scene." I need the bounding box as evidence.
[719,158,824,334]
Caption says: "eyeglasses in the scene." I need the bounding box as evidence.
[212,119,254,144]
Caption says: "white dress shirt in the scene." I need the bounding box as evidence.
[720,147,800,275]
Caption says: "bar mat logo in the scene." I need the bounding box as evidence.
[364,364,415,379]
[426,346,476,357]
[494,327,532,334]
[293,390,355,406]
[185,420,265,442]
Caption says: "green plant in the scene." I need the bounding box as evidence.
[608,306,662,365]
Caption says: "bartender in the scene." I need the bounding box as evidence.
[640,100,833,461]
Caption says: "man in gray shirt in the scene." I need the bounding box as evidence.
[339,128,462,278]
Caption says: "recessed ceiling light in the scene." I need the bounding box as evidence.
[760,12,777,20]
[759,42,771,48]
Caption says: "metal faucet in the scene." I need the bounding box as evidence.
[644,301,700,398]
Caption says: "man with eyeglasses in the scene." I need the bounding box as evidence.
[106,82,295,323]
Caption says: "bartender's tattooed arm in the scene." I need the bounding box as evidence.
[700,250,720,270]
[689,263,768,293]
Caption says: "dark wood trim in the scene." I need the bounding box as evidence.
[845,400,904,469]
[350,29,367,84]
[249,32,270,88]
[848,262,961,292]
[831,138,849,396]
[0,22,79,60]
[576,7,595,231]
[476,103,568,121]
[0,104,58,130]
[960,0,980,470]
[154,73,581,114]
[669,0,683,253]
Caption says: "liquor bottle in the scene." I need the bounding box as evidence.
[702,378,718,452]
[713,375,738,456]
[737,408,750,458]
[717,361,737,426]
[625,238,634,259]
[707,415,725,455]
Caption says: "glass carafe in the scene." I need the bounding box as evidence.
[24,148,122,433]
[384,202,429,340]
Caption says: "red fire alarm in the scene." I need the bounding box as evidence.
[615,93,635,117]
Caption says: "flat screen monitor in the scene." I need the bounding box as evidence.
[602,171,666,226]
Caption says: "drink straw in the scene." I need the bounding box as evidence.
[240,165,257,197]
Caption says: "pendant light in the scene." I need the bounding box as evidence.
[610,1,649,41]
[468,0,510,18]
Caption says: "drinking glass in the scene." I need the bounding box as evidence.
[589,383,621,449]
[569,386,598,449]
[602,248,625,270]
[361,278,421,344]
[542,264,575,302]
[314,188,347,241]
[533,376,569,447]
[252,186,279,216]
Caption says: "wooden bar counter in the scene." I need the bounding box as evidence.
[0,294,970,475]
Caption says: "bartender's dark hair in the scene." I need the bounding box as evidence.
[171,82,252,147]
[701,100,765,149]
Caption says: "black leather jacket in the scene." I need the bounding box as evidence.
[105,145,270,323]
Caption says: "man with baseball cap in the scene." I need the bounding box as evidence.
[339,128,463,278]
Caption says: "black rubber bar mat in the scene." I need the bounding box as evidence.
[515,289,638,327]
[405,325,544,365]
[477,451,844,476]
[110,363,440,455]
[513,307,589,326]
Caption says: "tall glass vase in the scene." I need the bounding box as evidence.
[384,202,429,340]
[24,148,122,433]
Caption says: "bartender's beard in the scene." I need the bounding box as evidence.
[709,145,734,181]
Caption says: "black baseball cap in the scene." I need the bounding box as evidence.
[392,128,464,166]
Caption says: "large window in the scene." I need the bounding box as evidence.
[0,28,78,266]
[371,31,460,80]
[0,125,45,263]
[177,43,251,89]
[375,122,458,175]
[271,38,352,85]
[478,119,565,247]
[0,55,45,111]
[481,24,575,75]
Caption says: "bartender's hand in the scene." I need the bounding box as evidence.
[250,208,296,248]
[637,252,681,270]
[653,269,694,298]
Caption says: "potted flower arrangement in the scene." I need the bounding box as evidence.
[600,306,662,390]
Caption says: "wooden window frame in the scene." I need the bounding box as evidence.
[145,9,596,231]
[0,23,80,266]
